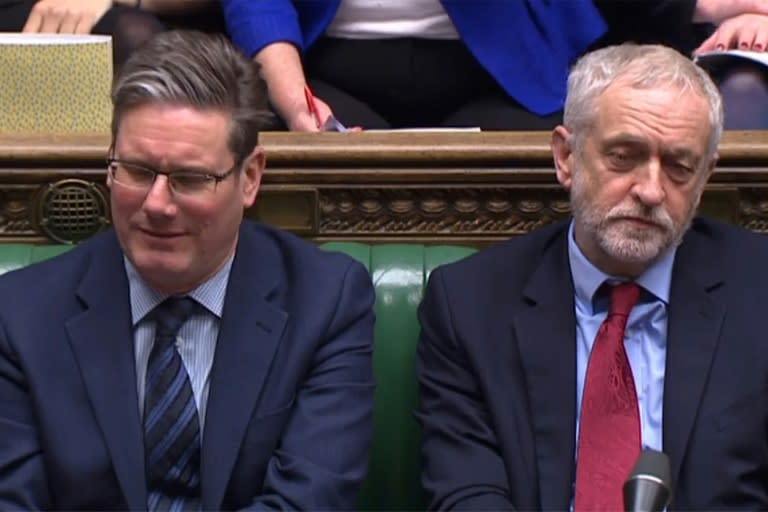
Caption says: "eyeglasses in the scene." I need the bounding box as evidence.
[106,158,239,196]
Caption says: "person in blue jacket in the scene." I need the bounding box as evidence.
[222,0,768,132]
[221,0,607,131]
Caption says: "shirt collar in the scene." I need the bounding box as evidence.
[125,254,234,325]
[567,220,676,313]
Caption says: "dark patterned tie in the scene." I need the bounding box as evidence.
[575,282,642,511]
[144,297,201,511]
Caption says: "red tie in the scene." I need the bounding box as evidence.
[575,282,642,512]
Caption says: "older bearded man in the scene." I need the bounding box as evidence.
[416,43,768,511]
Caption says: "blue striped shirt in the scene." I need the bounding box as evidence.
[126,256,233,433]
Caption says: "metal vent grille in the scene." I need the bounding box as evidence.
[37,179,110,244]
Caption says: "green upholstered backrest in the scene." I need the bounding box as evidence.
[0,244,73,273]
[0,241,477,511]
[323,243,476,511]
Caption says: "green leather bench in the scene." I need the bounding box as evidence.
[0,242,477,511]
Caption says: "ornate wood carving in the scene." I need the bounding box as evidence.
[0,186,37,237]
[739,189,768,234]
[319,188,571,235]
[1,131,767,244]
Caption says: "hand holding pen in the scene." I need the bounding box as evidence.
[304,85,349,132]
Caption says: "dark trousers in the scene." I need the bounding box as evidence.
[304,37,563,131]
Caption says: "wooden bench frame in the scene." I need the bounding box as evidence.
[1,131,767,245]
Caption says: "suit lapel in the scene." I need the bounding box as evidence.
[513,227,577,511]
[65,233,147,510]
[663,224,725,492]
[201,226,288,511]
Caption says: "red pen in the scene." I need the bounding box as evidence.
[304,84,322,129]
[303,84,349,132]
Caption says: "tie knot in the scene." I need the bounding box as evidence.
[608,282,641,317]
[153,296,197,340]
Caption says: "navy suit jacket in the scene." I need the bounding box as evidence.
[0,221,375,510]
[418,217,768,510]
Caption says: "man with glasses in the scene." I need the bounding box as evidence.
[0,30,375,511]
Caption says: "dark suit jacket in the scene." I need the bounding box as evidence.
[417,217,768,510]
[0,221,375,511]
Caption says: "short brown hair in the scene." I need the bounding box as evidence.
[111,30,272,165]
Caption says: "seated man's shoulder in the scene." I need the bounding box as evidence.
[0,230,117,290]
[239,222,374,335]
[684,217,768,287]
[244,219,363,260]
[688,216,768,256]
[0,231,120,326]
[240,220,371,282]
[435,219,569,283]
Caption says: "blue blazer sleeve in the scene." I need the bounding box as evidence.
[220,0,303,57]
[221,0,340,58]
[441,0,606,115]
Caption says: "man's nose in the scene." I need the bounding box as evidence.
[141,175,178,217]
[632,161,666,207]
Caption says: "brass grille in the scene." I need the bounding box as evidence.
[36,179,110,244]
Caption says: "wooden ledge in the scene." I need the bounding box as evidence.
[1,131,768,244]
[2,131,767,167]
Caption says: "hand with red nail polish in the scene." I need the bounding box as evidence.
[695,14,768,55]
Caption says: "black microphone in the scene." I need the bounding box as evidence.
[623,449,672,512]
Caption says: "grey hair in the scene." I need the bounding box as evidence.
[111,30,272,165]
[564,44,723,163]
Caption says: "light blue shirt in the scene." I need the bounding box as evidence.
[568,222,674,455]
[126,256,233,434]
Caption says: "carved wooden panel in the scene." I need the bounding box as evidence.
[1,131,767,244]
[0,186,37,237]
[739,189,768,234]
[318,188,571,235]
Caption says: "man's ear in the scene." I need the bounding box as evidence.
[241,145,265,208]
[552,125,575,190]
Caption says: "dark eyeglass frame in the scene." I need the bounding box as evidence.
[105,157,239,193]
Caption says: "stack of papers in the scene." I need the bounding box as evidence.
[0,33,112,136]
[694,49,768,69]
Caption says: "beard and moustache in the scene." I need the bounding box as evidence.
[569,170,699,267]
